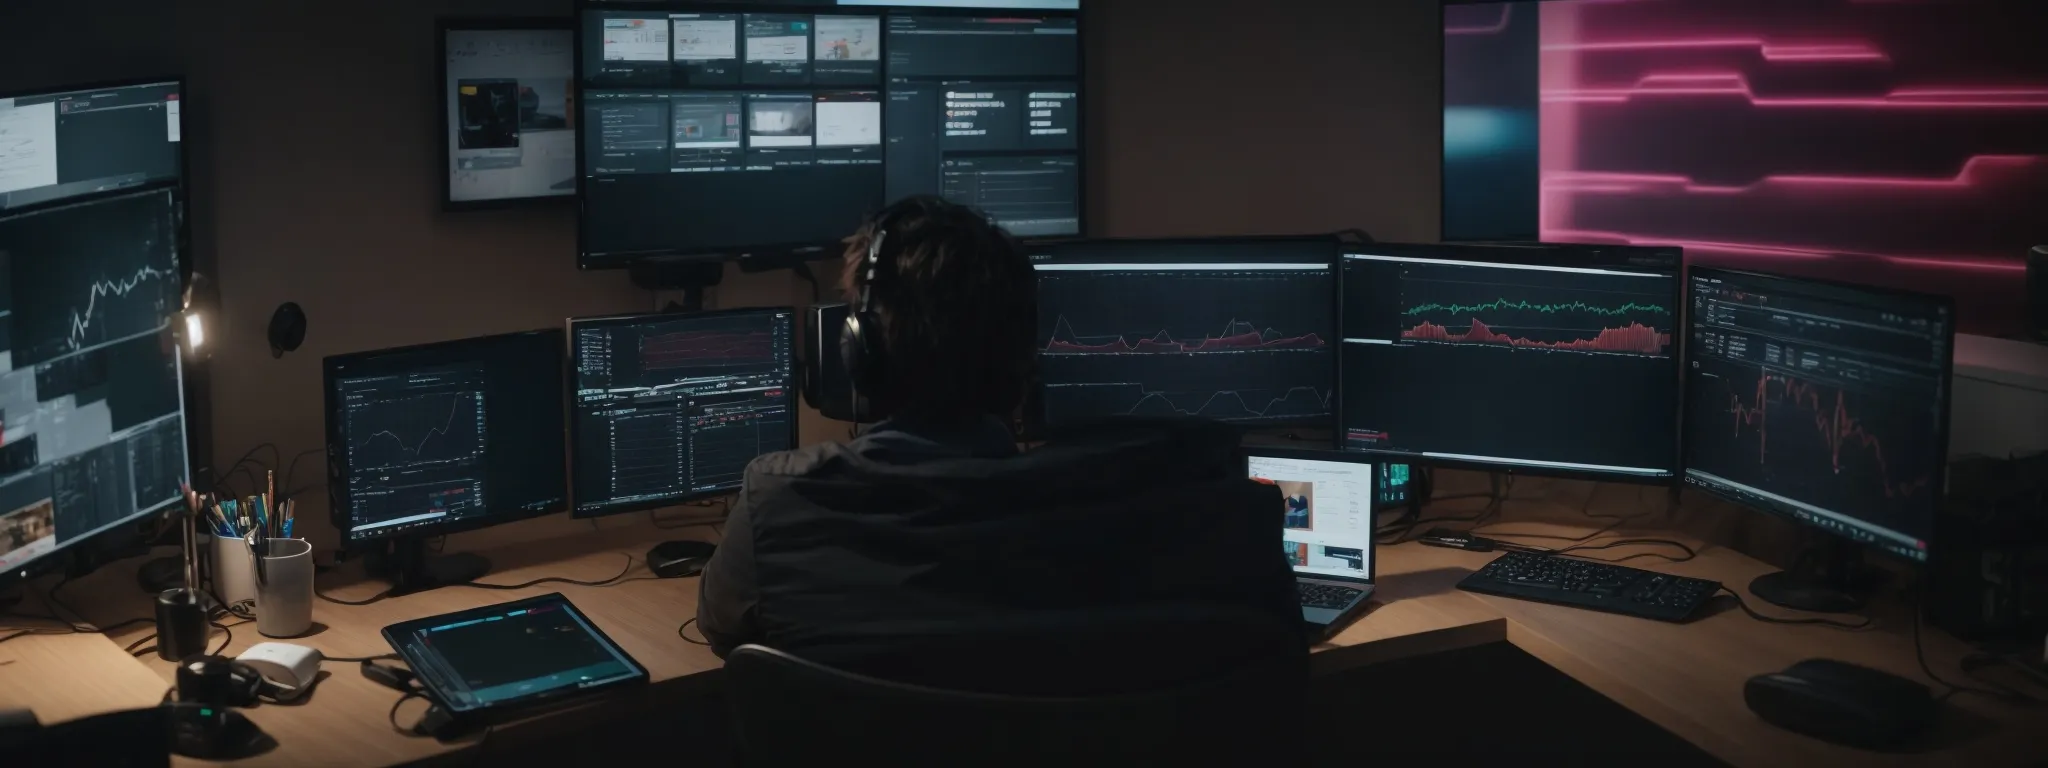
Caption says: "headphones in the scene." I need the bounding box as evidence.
[838,198,924,423]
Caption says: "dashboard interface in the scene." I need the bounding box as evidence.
[1341,245,1681,480]
[1682,269,1949,562]
[577,3,1081,265]
[1031,239,1336,429]
[0,80,190,576]
[569,309,796,516]
[326,330,568,542]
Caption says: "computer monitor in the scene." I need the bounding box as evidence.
[568,307,796,517]
[1341,243,1681,481]
[0,79,184,212]
[1682,267,1953,612]
[322,329,568,591]
[441,19,578,208]
[574,2,1082,267]
[1244,448,1376,584]
[1030,237,1338,429]
[1440,0,2048,336]
[0,79,191,586]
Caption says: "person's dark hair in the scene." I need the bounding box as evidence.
[841,196,1036,423]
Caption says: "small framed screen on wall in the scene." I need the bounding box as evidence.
[441,18,577,209]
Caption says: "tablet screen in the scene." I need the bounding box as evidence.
[384,593,647,713]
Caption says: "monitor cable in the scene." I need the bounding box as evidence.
[0,579,154,644]
[212,442,281,498]
[1908,586,2041,705]
[317,587,394,607]
[1378,475,1515,544]
[677,617,712,647]
[280,446,325,500]
[1716,587,1872,631]
[453,554,636,591]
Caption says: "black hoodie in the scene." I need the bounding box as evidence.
[696,416,1305,695]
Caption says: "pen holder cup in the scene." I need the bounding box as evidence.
[210,535,257,609]
[255,538,315,638]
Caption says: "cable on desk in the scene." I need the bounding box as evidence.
[325,652,399,663]
[389,690,431,735]
[1910,589,2038,705]
[209,619,240,656]
[1553,537,1698,563]
[1378,476,1514,542]
[677,617,711,646]
[0,627,71,645]
[1716,587,1873,631]
[317,587,395,606]
[455,554,635,590]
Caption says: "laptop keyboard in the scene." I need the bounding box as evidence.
[1298,582,1364,611]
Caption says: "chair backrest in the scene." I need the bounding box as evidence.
[725,635,1303,767]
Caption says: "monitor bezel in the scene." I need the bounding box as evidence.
[1677,265,1956,562]
[570,0,1088,270]
[322,328,571,544]
[0,76,198,590]
[1239,444,1378,586]
[564,306,800,518]
[1023,234,1344,434]
[1336,241,1685,485]
[437,16,579,212]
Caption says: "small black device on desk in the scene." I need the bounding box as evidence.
[1456,550,1720,622]
[1744,659,1937,750]
[648,540,716,579]
[382,593,648,738]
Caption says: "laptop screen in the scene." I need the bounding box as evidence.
[1247,453,1376,581]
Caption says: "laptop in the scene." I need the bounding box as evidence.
[1245,447,1378,641]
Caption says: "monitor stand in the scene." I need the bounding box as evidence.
[369,537,491,597]
[1748,538,1889,613]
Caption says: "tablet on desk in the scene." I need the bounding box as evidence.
[382,593,647,721]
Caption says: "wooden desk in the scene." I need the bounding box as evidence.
[7,480,2045,767]
[4,512,726,766]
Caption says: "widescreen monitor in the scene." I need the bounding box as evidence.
[1681,267,1952,566]
[1340,243,1681,481]
[575,2,1082,267]
[1030,238,1338,429]
[568,308,797,516]
[323,330,569,543]
[0,79,191,581]
[1441,0,2048,335]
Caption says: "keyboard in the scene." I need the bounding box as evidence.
[1298,582,1365,610]
[1456,550,1721,622]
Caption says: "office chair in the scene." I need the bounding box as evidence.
[724,629,1303,767]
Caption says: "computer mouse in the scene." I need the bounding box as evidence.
[1744,658,1937,750]
[167,702,267,759]
[648,540,717,579]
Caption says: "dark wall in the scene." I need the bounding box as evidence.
[0,0,1444,549]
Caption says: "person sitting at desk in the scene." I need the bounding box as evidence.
[696,196,1304,696]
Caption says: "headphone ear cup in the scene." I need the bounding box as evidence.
[839,313,867,387]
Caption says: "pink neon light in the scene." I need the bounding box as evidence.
[1541,37,1889,62]
[1541,230,2030,274]
[1543,155,2044,194]
[1445,4,1512,36]
[1544,70,2048,108]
